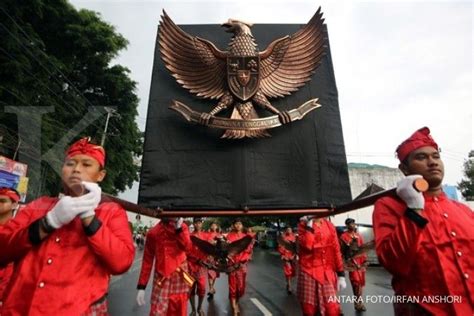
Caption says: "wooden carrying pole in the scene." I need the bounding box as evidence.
[101,179,428,218]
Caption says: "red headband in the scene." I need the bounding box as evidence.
[396,127,439,162]
[0,187,20,203]
[66,137,106,167]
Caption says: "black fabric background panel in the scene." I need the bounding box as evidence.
[139,23,351,209]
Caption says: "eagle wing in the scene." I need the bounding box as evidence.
[158,10,227,99]
[351,240,375,258]
[190,235,219,256]
[277,235,297,254]
[258,7,326,98]
[227,235,253,257]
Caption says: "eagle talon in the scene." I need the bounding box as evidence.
[199,113,212,126]
[278,111,291,125]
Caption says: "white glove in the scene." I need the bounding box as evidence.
[175,217,184,229]
[337,276,347,291]
[78,182,102,219]
[136,289,146,306]
[299,216,313,227]
[396,175,425,209]
[46,193,100,229]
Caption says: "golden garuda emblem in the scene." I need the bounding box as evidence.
[159,8,326,138]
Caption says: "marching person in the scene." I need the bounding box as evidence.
[340,218,367,311]
[136,217,192,316]
[206,221,221,299]
[277,227,297,294]
[297,216,346,316]
[245,227,256,261]
[188,218,208,316]
[0,137,135,315]
[373,127,474,315]
[0,187,20,313]
[226,218,251,316]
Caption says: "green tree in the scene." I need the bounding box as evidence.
[0,0,142,198]
[458,150,474,201]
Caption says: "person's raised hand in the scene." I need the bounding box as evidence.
[396,175,425,210]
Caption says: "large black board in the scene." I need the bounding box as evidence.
[138,22,351,209]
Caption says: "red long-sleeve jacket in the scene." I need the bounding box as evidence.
[0,197,134,315]
[207,231,221,242]
[278,232,296,260]
[298,219,344,284]
[227,231,251,264]
[0,263,13,303]
[340,231,367,266]
[373,192,474,315]
[137,221,192,288]
[0,218,13,305]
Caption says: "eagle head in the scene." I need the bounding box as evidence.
[221,19,253,35]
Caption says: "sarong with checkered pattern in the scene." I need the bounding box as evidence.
[150,264,189,315]
[80,297,108,316]
[297,269,337,316]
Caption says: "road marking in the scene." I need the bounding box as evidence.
[250,298,272,316]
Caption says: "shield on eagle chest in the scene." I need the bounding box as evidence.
[227,56,260,101]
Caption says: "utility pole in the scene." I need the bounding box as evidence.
[13,137,21,160]
[101,107,117,147]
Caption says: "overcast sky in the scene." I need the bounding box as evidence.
[71,0,472,200]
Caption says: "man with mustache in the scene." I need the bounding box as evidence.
[340,218,367,312]
[373,127,474,315]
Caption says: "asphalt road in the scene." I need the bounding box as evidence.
[108,247,396,315]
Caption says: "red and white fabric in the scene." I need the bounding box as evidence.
[0,197,134,315]
[373,192,474,315]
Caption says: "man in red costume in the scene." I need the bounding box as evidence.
[0,187,20,314]
[245,227,256,261]
[187,218,208,316]
[297,216,346,316]
[0,137,135,315]
[206,221,221,299]
[136,217,192,316]
[277,227,297,294]
[226,218,251,316]
[340,218,367,311]
[373,127,474,315]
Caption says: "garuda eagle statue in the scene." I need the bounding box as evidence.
[191,235,253,273]
[158,8,327,138]
[341,240,375,271]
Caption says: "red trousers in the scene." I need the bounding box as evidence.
[228,265,247,299]
[302,302,340,316]
[283,261,296,278]
[349,270,365,287]
[190,275,206,297]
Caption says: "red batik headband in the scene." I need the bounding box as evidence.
[0,187,20,203]
[66,137,106,167]
[396,127,439,162]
